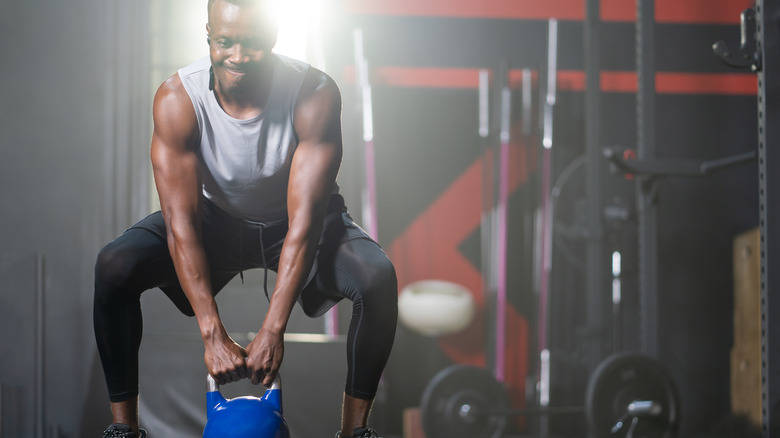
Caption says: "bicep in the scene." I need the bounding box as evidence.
[288,73,343,219]
[150,78,202,223]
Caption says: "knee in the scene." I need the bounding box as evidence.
[94,242,138,302]
[357,255,398,309]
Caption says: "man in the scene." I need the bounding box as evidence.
[93,0,397,436]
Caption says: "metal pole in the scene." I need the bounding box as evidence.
[34,253,44,438]
[353,28,378,241]
[636,0,659,358]
[538,22,558,438]
[496,86,511,382]
[584,0,606,371]
[756,1,780,435]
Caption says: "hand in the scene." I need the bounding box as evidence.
[203,331,248,385]
[245,327,284,386]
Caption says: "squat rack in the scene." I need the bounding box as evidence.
[755,1,780,436]
[620,0,780,436]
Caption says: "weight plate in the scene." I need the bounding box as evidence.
[420,365,508,438]
[585,353,681,438]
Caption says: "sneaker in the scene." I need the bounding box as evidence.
[102,423,147,438]
[334,426,381,437]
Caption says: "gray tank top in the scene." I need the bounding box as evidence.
[178,54,310,223]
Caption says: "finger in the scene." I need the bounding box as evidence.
[262,370,275,387]
[237,363,248,379]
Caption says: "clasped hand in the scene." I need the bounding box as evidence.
[204,328,284,387]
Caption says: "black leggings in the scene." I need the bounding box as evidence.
[93,198,397,402]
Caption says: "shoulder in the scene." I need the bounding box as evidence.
[295,67,341,115]
[154,74,194,119]
[152,74,199,145]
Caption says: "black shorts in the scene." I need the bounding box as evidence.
[129,193,374,317]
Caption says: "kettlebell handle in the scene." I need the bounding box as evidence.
[206,373,282,393]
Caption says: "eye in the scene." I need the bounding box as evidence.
[244,38,267,51]
[216,38,233,48]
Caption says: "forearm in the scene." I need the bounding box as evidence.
[262,223,321,334]
[167,226,224,339]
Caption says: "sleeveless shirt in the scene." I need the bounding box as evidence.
[178,54,311,223]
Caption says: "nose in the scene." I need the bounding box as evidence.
[228,44,264,65]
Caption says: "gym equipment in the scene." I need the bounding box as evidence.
[397,280,475,337]
[203,374,290,438]
[420,365,509,438]
[586,353,680,438]
[420,354,680,438]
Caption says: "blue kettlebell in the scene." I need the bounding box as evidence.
[203,374,290,438]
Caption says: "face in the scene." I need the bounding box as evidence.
[206,0,277,94]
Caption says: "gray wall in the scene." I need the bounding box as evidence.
[0,1,151,436]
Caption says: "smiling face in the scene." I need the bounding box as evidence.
[206,0,278,96]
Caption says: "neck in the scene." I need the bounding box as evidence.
[214,69,273,119]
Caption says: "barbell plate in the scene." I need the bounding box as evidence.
[420,365,508,438]
[585,353,681,438]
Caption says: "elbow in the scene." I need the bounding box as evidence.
[164,212,200,248]
[286,216,321,248]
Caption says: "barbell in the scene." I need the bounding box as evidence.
[420,353,680,438]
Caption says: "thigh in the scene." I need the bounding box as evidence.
[300,237,396,317]
[124,210,240,315]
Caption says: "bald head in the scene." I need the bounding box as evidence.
[208,0,275,19]
[207,0,278,48]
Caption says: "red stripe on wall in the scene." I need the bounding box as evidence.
[343,0,585,21]
[601,71,637,92]
[343,0,751,23]
[344,66,757,95]
[374,67,483,89]
[657,72,757,94]
[655,0,753,24]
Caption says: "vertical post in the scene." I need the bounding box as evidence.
[584,0,606,371]
[538,19,558,359]
[636,0,659,358]
[486,61,509,375]
[537,24,557,437]
[353,28,378,241]
[34,254,44,438]
[479,68,496,373]
[756,1,780,436]
[479,69,492,298]
[496,86,511,382]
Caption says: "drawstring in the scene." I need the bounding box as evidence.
[239,225,245,283]
[238,219,270,302]
[259,225,270,302]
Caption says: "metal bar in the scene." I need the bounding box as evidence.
[539,18,558,364]
[522,69,532,137]
[756,0,780,436]
[495,86,511,382]
[475,406,585,416]
[353,28,378,240]
[478,69,495,368]
[479,69,490,140]
[584,0,606,372]
[485,60,509,376]
[34,254,44,438]
[636,0,659,358]
[700,151,756,174]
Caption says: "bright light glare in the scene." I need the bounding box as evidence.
[611,251,621,277]
[271,0,325,69]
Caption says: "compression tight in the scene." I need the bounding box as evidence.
[93,227,397,402]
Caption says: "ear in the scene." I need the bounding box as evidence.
[206,23,211,45]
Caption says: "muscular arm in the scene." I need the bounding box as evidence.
[246,69,343,385]
[150,75,246,384]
